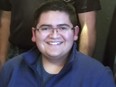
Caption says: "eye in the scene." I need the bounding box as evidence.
[59,26,68,30]
[40,27,51,31]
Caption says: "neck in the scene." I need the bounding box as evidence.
[42,56,68,74]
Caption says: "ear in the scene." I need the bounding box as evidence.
[31,27,36,42]
[73,26,79,41]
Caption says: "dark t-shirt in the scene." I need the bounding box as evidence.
[0,0,101,49]
[37,56,56,85]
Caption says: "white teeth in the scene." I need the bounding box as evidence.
[48,42,62,45]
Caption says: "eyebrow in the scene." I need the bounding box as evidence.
[57,24,71,27]
[38,24,71,28]
[38,24,52,28]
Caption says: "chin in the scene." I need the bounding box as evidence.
[46,52,63,58]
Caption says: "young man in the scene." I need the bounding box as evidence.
[0,0,101,67]
[0,1,115,87]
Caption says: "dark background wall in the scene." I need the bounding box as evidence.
[93,0,116,61]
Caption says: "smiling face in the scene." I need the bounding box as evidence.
[32,11,79,60]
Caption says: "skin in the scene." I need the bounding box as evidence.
[78,11,96,56]
[32,11,79,74]
[0,11,11,69]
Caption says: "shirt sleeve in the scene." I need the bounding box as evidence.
[74,0,101,13]
[0,0,11,11]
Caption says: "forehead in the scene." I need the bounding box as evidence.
[37,11,72,26]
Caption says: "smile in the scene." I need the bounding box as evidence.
[47,41,63,45]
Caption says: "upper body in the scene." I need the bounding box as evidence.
[0,44,115,87]
[0,1,115,87]
[0,0,101,67]
[0,0,101,50]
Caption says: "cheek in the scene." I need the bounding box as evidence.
[35,35,43,43]
[64,33,75,41]
[35,33,47,45]
[35,36,44,49]
[35,35,47,53]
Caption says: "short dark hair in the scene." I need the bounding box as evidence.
[33,0,77,28]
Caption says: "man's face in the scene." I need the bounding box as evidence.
[32,11,79,59]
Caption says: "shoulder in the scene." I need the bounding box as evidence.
[74,52,112,74]
[1,47,39,74]
[0,53,25,86]
[72,52,115,86]
[75,52,106,68]
[0,48,39,86]
[1,53,26,72]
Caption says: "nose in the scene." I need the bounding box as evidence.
[49,28,60,38]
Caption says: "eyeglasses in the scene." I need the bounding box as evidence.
[35,25,74,34]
